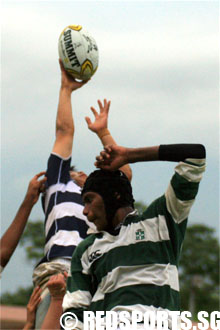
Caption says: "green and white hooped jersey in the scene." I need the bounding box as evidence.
[63,157,206,329]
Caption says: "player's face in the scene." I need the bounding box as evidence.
[82,192,108,231]
[70,171,88,187]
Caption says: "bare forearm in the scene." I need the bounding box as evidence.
[41,298,63,330]
[56,87,74,135]
[98,129,132,180]
[126,146,160,164]
[53,61,88,158]
[97,129,116,147]
[52,87,74,158]
[0,199,34,267]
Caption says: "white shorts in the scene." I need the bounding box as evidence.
[32,258,71,298]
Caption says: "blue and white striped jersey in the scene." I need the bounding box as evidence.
[37,153,91,265]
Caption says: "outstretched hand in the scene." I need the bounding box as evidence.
[23,286,41,329]
[95,145,128,171]
[85,99,111,134]
[59,59,89,91]
[25,171,47,206]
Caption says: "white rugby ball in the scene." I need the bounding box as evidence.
[58,25,99,81]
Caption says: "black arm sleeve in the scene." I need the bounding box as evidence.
[158,144,206,162]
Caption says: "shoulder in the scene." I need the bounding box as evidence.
[141,195,166,219]
[46,153,72,186]
[72,234,100,259]
[123,197,166,225]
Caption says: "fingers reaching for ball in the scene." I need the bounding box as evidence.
[59,58,90,91]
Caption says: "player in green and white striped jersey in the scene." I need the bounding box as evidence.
[62,144,206,329]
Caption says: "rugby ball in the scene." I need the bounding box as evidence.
[58,25,99,81]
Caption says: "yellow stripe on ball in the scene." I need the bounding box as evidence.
[68,25,82,31]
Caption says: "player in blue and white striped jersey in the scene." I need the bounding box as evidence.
[62,143,206,330]
[33,60,132,329]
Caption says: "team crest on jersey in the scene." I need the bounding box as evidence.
[88,249,102,263]
[135,229,145,240]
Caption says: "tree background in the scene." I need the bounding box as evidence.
[1,202,219,319]
[179,224,219,316]
[0,220,44,306]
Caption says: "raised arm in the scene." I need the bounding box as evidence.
[23,286,42,330]
[0,172,46,268]
[85,99,132,181]
[95,144,206,170]
[52,60,89,158]
[41,273,67,330]
[95,143,206,227]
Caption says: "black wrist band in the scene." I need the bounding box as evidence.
[159,144,206,162]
